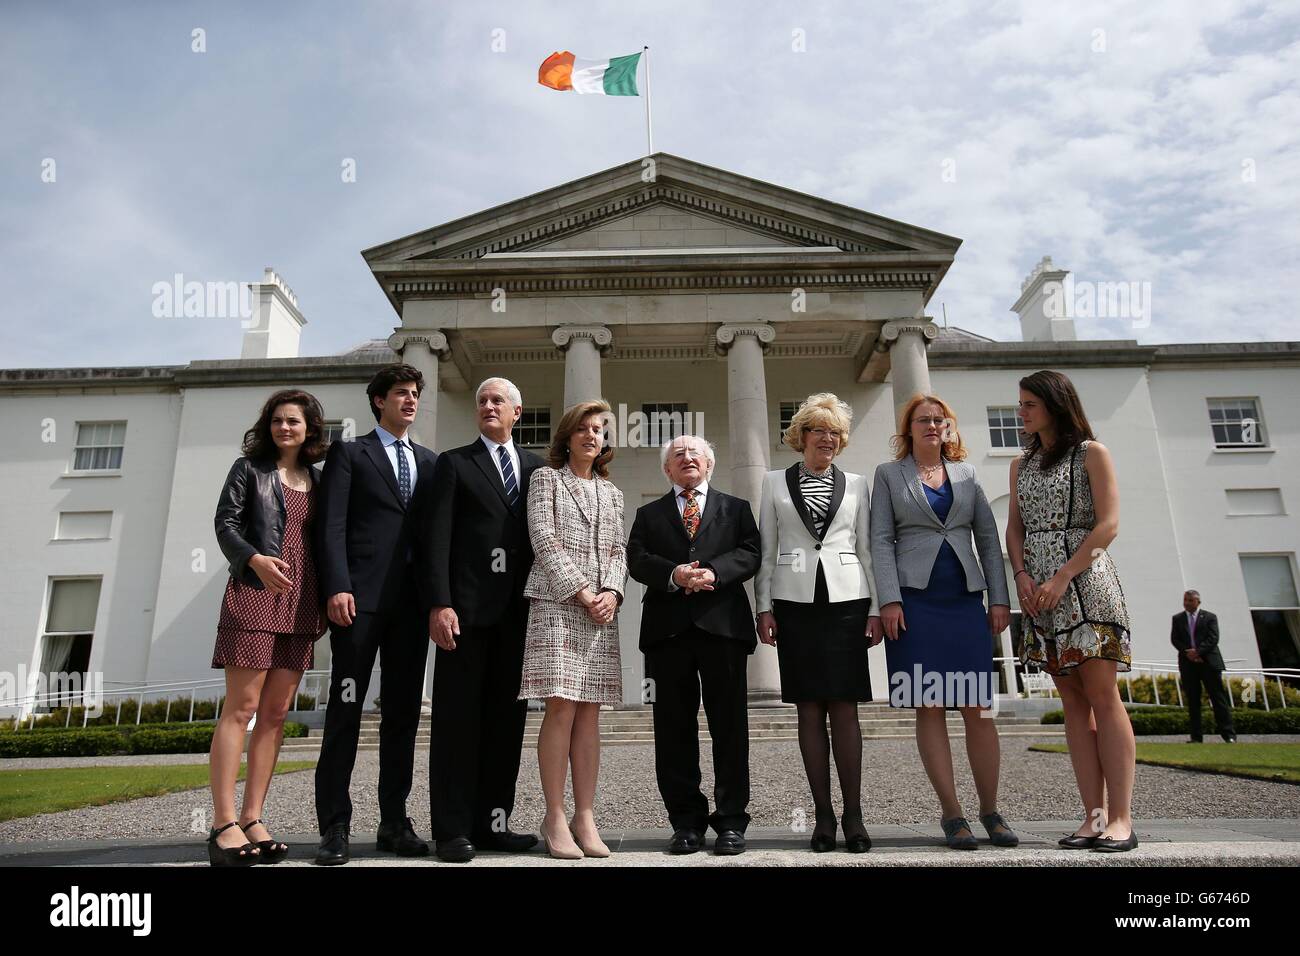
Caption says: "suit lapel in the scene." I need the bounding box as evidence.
[660,490,689,543]
[558,464,594,523]
[902,456,943,528]
[469,438,512,511]
[946,462,969,528]
[785,464,821,542]
[514,450,540,516]
[361,432,406,510]
[689,485,721,539]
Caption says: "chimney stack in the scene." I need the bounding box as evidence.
[1011,255,1077,342]
[241,267,305,359]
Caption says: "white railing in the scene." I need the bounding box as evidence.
[996,655,1298,709]
[6,669,336,729]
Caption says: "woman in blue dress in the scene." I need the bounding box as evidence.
[869,394,1018,850]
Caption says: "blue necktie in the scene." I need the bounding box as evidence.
[496,445,518,505]
[395,439,411,504]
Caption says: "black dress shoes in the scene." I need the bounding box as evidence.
[316,823,350,865]
[1058,834,1098,849]
[1092,830,1139,853]
[668,828,703,854]
[471,830,539,853]
[1222,734,1238,743]
[713,830,746,856]
[376,816,429,857]
[435,836,476,863]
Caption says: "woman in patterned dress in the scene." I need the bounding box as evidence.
[207,389,328,865]
[1008,370,1137,852]
[519,400,627,859]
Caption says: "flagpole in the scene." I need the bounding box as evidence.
[642,45,654,155]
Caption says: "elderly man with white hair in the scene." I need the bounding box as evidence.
[626,434,761,855]
[421,376,545,862]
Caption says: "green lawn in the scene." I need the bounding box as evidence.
[1029,742,1300,784]
[0,761,317,822]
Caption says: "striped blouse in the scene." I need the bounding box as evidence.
[798,462,835,536]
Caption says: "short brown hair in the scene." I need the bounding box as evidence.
[547,400,614,478]
[366,364,425,422]
[890,393,968,462]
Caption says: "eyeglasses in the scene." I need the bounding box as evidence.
[804,427,842,438]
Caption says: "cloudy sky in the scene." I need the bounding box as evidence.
[3,0,1298,368]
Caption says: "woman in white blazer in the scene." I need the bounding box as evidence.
[756,393,882,853]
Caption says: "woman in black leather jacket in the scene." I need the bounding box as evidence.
[207,389,328,865]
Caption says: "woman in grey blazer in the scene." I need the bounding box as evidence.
[870,394,1017,850]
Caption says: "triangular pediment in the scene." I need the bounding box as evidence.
[362,153,961,264]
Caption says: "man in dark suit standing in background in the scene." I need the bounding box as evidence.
[424,377,544,862]
[626,434,761,856]
[314,364,437,864]
[1171,589,1237,743]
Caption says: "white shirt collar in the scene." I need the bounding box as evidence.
[375,424,408,448]
[480,433,515,455]
[673,480,709,499]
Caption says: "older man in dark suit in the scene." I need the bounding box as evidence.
[627,435,761,855]
[314,364,438,864]
[1171,589,1237,743]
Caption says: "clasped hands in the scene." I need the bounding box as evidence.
[1016,570,1069,617]
[577,586,618,625]
[673,560,716,594]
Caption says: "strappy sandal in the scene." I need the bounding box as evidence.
[240,818,289,864]
[207,820,260,866]
[979,811,1020,847]
[940,816,979,850]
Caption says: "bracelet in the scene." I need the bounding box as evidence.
[1014,569,1032,579]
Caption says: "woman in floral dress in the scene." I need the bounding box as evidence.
[1007,370,1138,853]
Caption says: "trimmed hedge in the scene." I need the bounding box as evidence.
[0,720,307,758]
[1041,705,1300,735]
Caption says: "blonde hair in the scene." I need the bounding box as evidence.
[783,392,852,453]
[890,393,967,462]
[547,400,615,478]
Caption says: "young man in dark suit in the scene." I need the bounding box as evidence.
[423,377,544,862]
[313,364,438,864]
[1171,589,1237,743]
[626,435,761,855]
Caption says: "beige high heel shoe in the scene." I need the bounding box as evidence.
[541,821,583,860]
[570,822,611,858]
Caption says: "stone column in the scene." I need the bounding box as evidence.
[715,322,781,703]
[387,330,448,451]
[551,325,612,408]
[880,319,939,426]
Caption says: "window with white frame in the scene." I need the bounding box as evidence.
[72,422,126,471]
[642,403,689,447]
[323,420,352,446]
[987,406,1025,449]
[39,578,101,710]
[1239,555,1300,671]
[513,406,552,448]
[779,401,799,445]
[1208,398,1266,448]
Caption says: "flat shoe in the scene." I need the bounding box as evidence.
[1092,831,1139,853]
[940,816,978,850]
[979,811,1020,848]
[1058,834,1098,849]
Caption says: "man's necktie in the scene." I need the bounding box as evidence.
[497,445,518,506]
[681,489,700,540]
[395,439,411,504]
[1189,613,1198,649]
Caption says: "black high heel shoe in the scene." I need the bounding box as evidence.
[841,810,871,853]
[207,820,260,867]
[240,818,289,864]
[810,812,837,853]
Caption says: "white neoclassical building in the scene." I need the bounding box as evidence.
[2,153,1298,714]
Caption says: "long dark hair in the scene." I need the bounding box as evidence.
[1019,370,1095,470]
[547,400,614,479]
[241,389,328,465]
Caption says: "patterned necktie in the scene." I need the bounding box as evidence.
[1189,613,1197,649]
[394,439,411,504]
[497,445,518,506]
[681,489,700,539]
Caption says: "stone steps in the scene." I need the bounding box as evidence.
[279,706,1062,751]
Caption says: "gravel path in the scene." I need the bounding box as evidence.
[2,735,1297,844]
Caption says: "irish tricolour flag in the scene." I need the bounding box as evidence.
[538,51,641,95]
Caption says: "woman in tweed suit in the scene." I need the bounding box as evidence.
[520,399,628,859]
